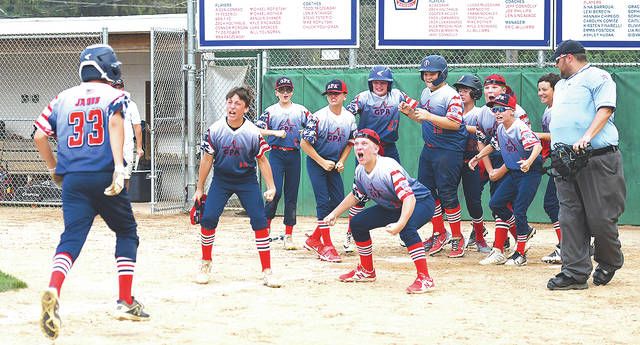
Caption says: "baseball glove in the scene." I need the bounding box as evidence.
[190,194,207,225]
[545,143,592,179]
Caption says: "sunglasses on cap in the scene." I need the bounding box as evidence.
[491,106,512,113]
[354,132,381,146]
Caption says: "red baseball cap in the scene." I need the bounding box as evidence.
[322,79,348,95]
[355,129,381,146]
[484,74,507,86]
[487,93,517,109]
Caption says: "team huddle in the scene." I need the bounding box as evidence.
[34,40,626,340]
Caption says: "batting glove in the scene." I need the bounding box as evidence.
[104,165,126,196]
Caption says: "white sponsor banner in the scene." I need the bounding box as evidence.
[198,0,358,49]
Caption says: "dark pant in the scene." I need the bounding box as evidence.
[307,157,344,219]
[556,151,625,281]
[417,147,463,209]
[201,174,267,230]
[543,176,559,223]
[264,149,301,226]
[479,152,507,219]
[489,161,542,238]
[460,163,483,219]
[350,196,435,247]
[59,172,139,261]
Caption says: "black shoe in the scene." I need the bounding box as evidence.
[547,272,588,290]
[593,266,616,286]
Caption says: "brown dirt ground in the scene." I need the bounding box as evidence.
[1,206,639,345]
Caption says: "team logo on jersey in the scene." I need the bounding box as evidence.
[278,119,297,133]
[372,102,392,117]
[394,0,418,10]
[327,128,343,142]
[222,139,243,156]
[505,138,518,153]
[366,183,384,199]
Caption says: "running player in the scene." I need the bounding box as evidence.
[34,44,149,340]
[193,86,281,288]
[301,79,357,263]
[255,77,310,250]
[344,66,417,252]
[324,129,436,294]
[400,55,466,258]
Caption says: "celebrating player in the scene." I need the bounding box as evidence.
[469,93,543,266]
[34,44,149,340]
[400,55,466,258]
[301,79,357,263]
[255,77,310,250]
[193,86,281,288]
[344,66,417,252]
[112,79,144,191]
[324,129,436,294]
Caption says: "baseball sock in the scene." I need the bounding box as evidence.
[285,225,294,236]
[516,236,527,256]
[431,199,445,234]
[200,227,216,261]
[319,220,333,246]
[445,205,462,238]
[49,252,73,296]
[407,242,429,276]
[347,204,365,234]
[472,217,486,242]
[507,215,517,240]
[254,228,271,270]
[309,223,322,241]
[494,218,509,252]
[355,239,373,271]
[116,257,135,305]
[553,221,561,243]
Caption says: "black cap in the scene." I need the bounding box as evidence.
[275,77,293,90]
[552,40,586,61]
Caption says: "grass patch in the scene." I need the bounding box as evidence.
[0,271,28,292]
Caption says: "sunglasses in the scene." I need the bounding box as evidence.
[354,132,380,146]
[555,54,567,63]
[277,87,293,94]
[491,106,512,113]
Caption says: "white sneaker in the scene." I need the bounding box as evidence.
[195,260,212,284]
[283,235,296,250]
[263,269,282,288]
[505,251,528,266]
[541,245,562,264]
[114,298,150,321]
[343,232,355,253]
[479,248,507,265]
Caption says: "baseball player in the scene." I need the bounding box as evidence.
[255,77,310,250]
[534,73,564,264]
[34,44,149,340]
[452,74,490,253]
[324,129,436,294]
[469,93,543,266]
[193,86,281,288]
[344,66,417,252]
[301,79,357,263]
[113,79,143,190]
[400,54,467,258]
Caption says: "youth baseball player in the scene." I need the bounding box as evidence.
[344,66,417,252]
[113,79,143,190]
[255,77,310,250]
[324,129,436,294]
[301,79,357,263]
[469,93,543,266]
[400,55,467,258]
[34,44,149,340]
[193,86,280,288]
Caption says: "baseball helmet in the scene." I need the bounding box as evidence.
[78,44,122,83]
[418,55,448,86]
[453,74,483,100]
[368,65,393,92]
[190,194,207,225]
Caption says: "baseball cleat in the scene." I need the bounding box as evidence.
[479,248,507,265]
[541,245,562,264]
[283,234,297,250]
[263,269,283,288]
[319,245,342,262]
[40,287,61,340]
[343,232,355,253]
[114,298,150,321]
[339,264,376,282]
[505,251,527,266]
[195,260,212,284]
[448,237,465,258]
[406,273,435,294]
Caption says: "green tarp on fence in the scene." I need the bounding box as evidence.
[260,68,638,225]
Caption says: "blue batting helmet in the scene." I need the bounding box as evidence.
[78,44,122,83]
[368,65,393,92]
[418,55,448,87]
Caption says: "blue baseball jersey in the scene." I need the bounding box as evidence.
[201,117,270,178]
[417,84,466,151]
[462,106,482,155]
[476,104,531,150]
[34,82,128,175]
[496,119,540,170]
[352,156,431,209]
[550,64,618,149]
[302,105,357,161]
[255,102,310,149]
[346,89,417,144]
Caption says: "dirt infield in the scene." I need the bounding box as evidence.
[1,206,639,345]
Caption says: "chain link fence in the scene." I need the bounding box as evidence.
[0,33,103,205]
[150,28,187,214]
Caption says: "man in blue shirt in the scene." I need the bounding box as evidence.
[547,40,626,290]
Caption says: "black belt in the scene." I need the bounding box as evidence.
[592,145,618,157]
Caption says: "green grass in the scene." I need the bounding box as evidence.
[0,271,27,292]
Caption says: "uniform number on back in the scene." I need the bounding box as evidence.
[67,109,105,148]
